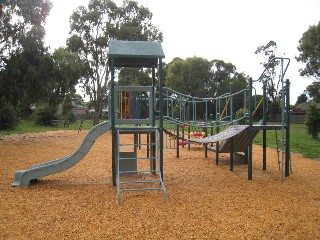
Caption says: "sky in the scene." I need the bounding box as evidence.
[44,0,320,104]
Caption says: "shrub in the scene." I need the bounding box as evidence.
[235,108,246,124]
[305,104,320,139]
[64,112,77,123]
[33,104,56,126]
[0,104,19,130]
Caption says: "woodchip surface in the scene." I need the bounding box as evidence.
[0,130,319,239]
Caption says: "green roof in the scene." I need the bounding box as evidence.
[108,40,165,68]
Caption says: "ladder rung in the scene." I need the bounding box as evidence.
[120,187,165,192]
[119,157,158,161]
[119,170,158,174]
[119,143,158,146]
[120,180,161,185]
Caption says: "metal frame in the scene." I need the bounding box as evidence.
[108,40,165,202]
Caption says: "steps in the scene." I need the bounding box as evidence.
[116,127,166,204]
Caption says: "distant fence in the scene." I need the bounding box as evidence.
[273,114,305,124]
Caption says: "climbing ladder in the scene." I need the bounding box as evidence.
[116,127,166,204]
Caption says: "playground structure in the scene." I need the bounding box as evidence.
[12,40,167,204]
[162,57,291,182]
[11,41,291,204]
[12,121,111,187]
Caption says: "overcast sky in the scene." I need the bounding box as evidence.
[44,0,320,104]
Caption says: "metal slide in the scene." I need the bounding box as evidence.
[12,121,110,186]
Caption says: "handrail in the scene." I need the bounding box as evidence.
[255,57,290,83]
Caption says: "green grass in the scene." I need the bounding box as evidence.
[0,119,93,135]
[1,120,319,159]
[253,123,320,159]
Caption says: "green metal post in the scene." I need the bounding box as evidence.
[215,106,220,165]
[285,79,290,177]
[159,58,164,180]
[248,78,253,180]
[176,123,179,158]
[188,125,191,151]
[151,68,156,170]
[262,82,267,170]
[110,57,116,186]
[152,68,156,127]
[230,83,234,171]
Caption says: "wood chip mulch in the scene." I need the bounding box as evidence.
[0,130,319,239]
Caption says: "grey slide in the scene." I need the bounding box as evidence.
[12,121,110,186]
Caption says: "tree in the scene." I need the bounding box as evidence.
[0,0,51,69]
[165,57,248,120]
[306,81,320,103]
[67,0,162,123]
[208,59,249,117]
[207,59,248,97]
[295,92,308,105]
[50,47,88,108]
[296,21,320,81]
[0,41,86,121]
[305,104,320,140]
[0,0,52,128]
[255,40,282,119]
[118,68,152,86]
[0,29,55,111]
[166,57,212,97]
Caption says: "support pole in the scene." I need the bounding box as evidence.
[151,68,156,171]
[230,83,234,171]
[159,58,164,181]
[262,82,267,170]
[285,79,290,177]
[230,137,234,171]
[248,78,253,180]
[215,113,220,165]
[215,99,220,164]
[176,123,180,158]
[110,57,116,186]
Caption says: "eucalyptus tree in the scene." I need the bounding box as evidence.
[50,47,88,109]
[255,40,281,119]
[0,21,54,115]
[166,57,212,97]
[166,57,248,119]
[118,68,152,86]
[0,0,51,69]
[67,0,163,123]
[0,0,52,122]
[296,21,320,81]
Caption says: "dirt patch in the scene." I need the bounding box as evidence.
[0,130,319,239]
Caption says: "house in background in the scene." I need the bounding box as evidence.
[57,102,87,119]
[291,102,320,123]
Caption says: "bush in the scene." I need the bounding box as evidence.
[305,104,320,139]
[63,112,77,123]
[0,104,19,130]
[235,108,246,124]
[33,104,56,126]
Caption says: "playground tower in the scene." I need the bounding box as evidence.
[108,40,166,203]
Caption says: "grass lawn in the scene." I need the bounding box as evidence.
[1,120,319,159]
[253,123,320,159]
[0,119,93,135]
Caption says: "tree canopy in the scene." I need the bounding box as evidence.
[296,21,320,81]
[67,0,163,122]
[0,1,87,123]
[166,57,248,99]
[0,0,51,69]
[0,31,54,108]
[118,68,152,86]
[166,57,212,98]
[165,57,249,119]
